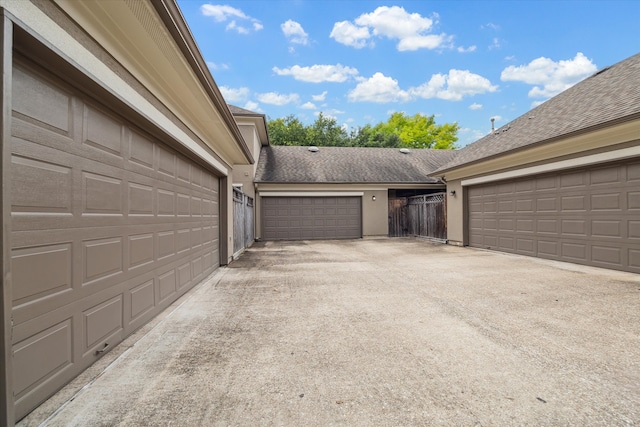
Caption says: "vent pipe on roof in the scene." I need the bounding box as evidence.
[399,148,410,154]
[491,117,495,132]
[308,146,319,152]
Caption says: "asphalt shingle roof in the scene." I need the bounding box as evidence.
[435,53,640,174]
[228,104,263,116]
[255,146,456,184]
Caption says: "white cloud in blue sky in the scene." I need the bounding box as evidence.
[183,1,638,146]
[200,4,263,34]
[330,6,452,52]
[501,52,597,98]
[281,20,309,46]
[272,64,359,83]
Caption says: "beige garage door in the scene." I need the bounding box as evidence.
[10,61,220,419]
[468,159,640,273]
[262,196,362,240]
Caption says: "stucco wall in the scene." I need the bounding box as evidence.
[362,190,389,237]
[446,180,464,246]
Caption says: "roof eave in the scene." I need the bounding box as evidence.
[152,0,254,164]
[432,112,640,177]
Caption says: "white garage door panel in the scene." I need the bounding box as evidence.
[10,61,220,420]
[468,159,639,273]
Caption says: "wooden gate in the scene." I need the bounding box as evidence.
[388,197,408,237]
[233,187,254,257]
[389,193,447,241]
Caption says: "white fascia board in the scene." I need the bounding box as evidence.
[259,192,365,197]
[8,0,229,175]
[461,145,640,187]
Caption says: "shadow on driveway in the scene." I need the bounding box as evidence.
[20,239,640,426]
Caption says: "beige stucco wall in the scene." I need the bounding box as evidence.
[232,124,262,199]
[362,190,388,237]
[445,180,464,245]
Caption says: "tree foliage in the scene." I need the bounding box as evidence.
[267,111,458,150]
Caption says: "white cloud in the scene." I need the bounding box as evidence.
[330,21,371,49]
[312,91,328,101]
[410,69,498,101]
[489,37,501,50]
[301,102,317,110]
[281,20,309,45]
[482,23,500,30]
[243,101,261,112]
[348,72,411,103]
[331,6,451,51]
[256,92,300,106]
[200,4,262,34]
[219,86,249,103]
[457,45,477,53]
[501,52,597,98]
[273,64,359,83]
[531,100,545,108]
[469,103,483,110]
[201,4,248,21]
[207,61,229,71]
[398,34,453,52]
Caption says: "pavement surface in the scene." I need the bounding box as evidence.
[19,239,640,426]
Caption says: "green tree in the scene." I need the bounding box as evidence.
[307,113,348,147]
[266,111,458,149]
[267,115,308,146]
[373,112,459,149]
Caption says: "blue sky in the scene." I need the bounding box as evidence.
[177,1,640,147]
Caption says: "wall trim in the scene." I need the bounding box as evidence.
[461,145,640,186]
[259,192,365,197]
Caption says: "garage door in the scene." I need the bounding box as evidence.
[10,61,220,419]
[262,196,362,240]
[468,159,640,273]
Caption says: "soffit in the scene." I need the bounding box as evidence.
[54,0,252,165]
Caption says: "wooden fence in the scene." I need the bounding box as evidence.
[388,193,447,241]
[233,187,254,258]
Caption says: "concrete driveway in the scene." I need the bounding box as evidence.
[20,239,640,426]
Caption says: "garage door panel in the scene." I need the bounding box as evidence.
[630,249,640,270]
[591,192,622,211]
[538,240,559,256]
[590,165,621,185]
[591,245,623,267]
[560,171,586,188]
[629,221,640,239]
[11,153,73,214]
[262,196,361,241]
[536,196,557,212]
[83,104,124,157]
[13,319,73,404]
[11,61,221,419]
[469,159,638,273]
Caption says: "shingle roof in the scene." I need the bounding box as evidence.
[227,104,263,116]
[434,53,640,174]
[255,146,456,184]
